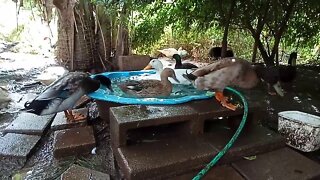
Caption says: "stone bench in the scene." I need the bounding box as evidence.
[109,99,262,148]
[107,99,285,179]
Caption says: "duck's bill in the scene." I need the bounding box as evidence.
[143,64,153,70]
[171,76,180,83]
[273,82,284,97]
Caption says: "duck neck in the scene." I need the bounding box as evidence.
[173,54,182,66]
[155,64,164,73]
[160,75,171,86]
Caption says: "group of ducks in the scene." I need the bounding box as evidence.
[23,52,297,121]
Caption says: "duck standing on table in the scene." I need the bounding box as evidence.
[183,57,284,111]
[118,68,179,98]
[24,72,113,122]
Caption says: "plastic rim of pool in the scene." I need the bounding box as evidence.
[88,70,214,105]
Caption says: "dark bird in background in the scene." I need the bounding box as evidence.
[23,72,113,122]
[209,46,234,60]
[279,52,297,82]
[172,54,198,69]
[252,51,297,96]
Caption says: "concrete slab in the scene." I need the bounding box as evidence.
[3,112,55,135]
[171,165,244,180]
[115,136,219,180]
[0,133,41,161]
[60,164,110,180]
[232,147,320,180]
[204,124,285,163]
[53,126,96,158]
[51,108,88,131]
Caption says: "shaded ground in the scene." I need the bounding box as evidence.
[0,41,320,179]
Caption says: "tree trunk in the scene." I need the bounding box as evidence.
[269,0,296,65]
[114,5,130,70]
[221,0,236,58]
[251,39,258,63]
[53,0,76,70]
[96,5,112,71]
[254,34,274,66]
[244,1,274,65]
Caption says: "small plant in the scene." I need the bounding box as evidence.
[3,25,25,42]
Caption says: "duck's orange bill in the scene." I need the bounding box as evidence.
[143,64,152,70]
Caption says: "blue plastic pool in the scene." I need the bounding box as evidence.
[88,70,214,105]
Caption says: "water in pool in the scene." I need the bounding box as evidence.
[89,71,213,105]
[103,76,209,99]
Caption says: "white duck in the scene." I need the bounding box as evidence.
[157,47,188,58]
[139,59,193,85]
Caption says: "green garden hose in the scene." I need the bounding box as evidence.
[192,87,249,180]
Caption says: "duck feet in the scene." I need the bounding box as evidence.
[64,110,74,122]
[73,113,86,121]
[215,91,237,111]
[64,110,86,122]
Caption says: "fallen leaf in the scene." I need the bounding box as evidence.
[243,155,257,160]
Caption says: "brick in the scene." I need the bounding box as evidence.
[51,108,88,131]
[60,164,110,180]
[115,136,219,180]
[53,126,96,158]
[118,55,150,71]
[232,147,320,180]
[3,112,55,135]
[114,124,284,180]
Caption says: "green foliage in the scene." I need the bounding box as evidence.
[0,25,25,42]
[24,0,320,64]
[129,0,320,64]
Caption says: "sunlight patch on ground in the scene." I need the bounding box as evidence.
[0,0,57,55]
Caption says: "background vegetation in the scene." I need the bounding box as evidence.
[4,0,320,65]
